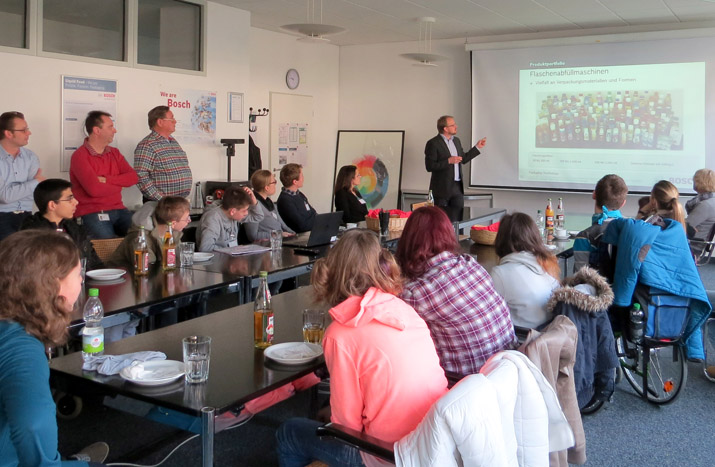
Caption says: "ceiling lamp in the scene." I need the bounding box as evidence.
[400,17,448,67]
[281,0,346,43]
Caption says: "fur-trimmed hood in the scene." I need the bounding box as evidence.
[546,267,613,314]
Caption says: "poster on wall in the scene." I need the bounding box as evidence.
[277,122,308,167]
[334,130,405,210]
[159,88,217,144]
[61,76,118,172]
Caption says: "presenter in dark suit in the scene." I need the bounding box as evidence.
[425,115,486,218]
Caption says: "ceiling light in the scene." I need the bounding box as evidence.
[281,0,346,43]
[400,17,448,67]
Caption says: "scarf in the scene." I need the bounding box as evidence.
[255,190,275,212]
[592,206,623,225]
[685,192,714,214]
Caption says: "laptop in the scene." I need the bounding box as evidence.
[283,211,344,248]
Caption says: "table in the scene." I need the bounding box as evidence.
[400,190,493,209]
[450,207,506,237]
[51,286,326,466]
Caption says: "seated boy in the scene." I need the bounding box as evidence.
[276,163,317,233]
[109,196,190,266]
[21,178,102,269]
[573,174,628,275]
[197,186,263,252]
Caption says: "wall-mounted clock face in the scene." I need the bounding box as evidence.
[286,68,300,89]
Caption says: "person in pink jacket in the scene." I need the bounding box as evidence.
[276,229,448,467]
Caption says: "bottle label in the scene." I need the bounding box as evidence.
[82,333,104,354]
[167,248,176,267]
[266,315,274,340]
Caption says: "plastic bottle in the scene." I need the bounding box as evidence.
[556,198,565,229]
[629,303,644,344]
[545,199,555,234]
[162,223,177,272]
[254,271,274,349]
[134,226,149,276]
[427,190,434,207]
[82,288,104,361]
[535,210,545,238]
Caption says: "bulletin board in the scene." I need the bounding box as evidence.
[269,92,313,170]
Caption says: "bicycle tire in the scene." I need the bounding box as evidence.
[616,335,687,405]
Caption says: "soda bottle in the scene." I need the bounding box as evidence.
[162,223,177,272]
[134,226,149,276]
[427,190,434,206]
[545,199,555,234]
[629,303,645,344]
[535,210,545,238]
[556,198,565,229]
[82,288,104,361]
[254,271,274,349]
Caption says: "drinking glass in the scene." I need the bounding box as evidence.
[180,242,195,267]
[182,336,211,383]
[270,230,282,250]
[378,210,390,237]
[302,309,326,344]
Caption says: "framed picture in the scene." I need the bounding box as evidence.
[228,92,243,123]
[333,130,405,210]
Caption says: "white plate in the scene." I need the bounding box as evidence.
[567,230,580,237]
[554,235,570,241]
[264,342,323,365]
[86,269,127,281]
[546,244,558,250]
[193,252,214,262]
[119,360,185,386]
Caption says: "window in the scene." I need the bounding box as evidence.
[0,0,27,49]
[138,0,202,71]
[42,0,125,61]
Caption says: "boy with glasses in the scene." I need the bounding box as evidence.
[21,178,102,269]
[0,111,45,241]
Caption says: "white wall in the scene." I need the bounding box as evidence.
[0,2,250,208]
[249,28,340,213]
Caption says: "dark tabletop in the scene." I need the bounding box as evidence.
[51,286,328,417]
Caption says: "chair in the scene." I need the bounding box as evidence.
[689,222,715,265]
[410,201,430,211]
[90,238,124,263]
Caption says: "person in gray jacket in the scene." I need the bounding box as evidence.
[244,170,295,242]
[686,168,715,241]
[197,185,263,252]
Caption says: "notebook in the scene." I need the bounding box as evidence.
[283,212,343,248]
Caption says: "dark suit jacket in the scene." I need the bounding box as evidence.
[424,134,480,200]
[334,188,368,224]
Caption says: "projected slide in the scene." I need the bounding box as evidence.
[518,63,705,187]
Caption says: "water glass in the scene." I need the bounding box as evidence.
[182,335,211,383]
[378,210,390,237]
[270,230,282,250]
[180,242,195,267]
[302,309,326,344]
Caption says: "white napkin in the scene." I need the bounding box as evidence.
[273,343,320,360]
[125,362,183,380]
[82,351,167,375]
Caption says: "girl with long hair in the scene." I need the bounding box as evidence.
[396,206,517,375]
[491,212,561,328]
[333,165,368,224]
[277,229,447,467]
[637,180,686,232]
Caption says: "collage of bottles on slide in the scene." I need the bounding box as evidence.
[537,197,565,238]
[535,90,682,150]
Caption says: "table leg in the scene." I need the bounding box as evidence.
[201,406,215,467]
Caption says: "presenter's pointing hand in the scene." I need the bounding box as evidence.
[476,137,487,149]
[448,156,462,164]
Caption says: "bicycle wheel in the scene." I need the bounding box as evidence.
[616,335,687,404]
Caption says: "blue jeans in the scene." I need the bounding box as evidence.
[80,209,133,239]
[276,418,365,467]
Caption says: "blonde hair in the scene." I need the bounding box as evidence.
[250,170,273,193]
[693,169,715,193]
[651,180,686,231]
[0,230,79,346]
[312,229,402,307]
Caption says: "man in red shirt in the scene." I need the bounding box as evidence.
[70,111,138,239]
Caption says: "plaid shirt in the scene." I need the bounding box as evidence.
[134,131,192,200]
[401,251,517,375]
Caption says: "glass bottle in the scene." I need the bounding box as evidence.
[556,198,565,229]
[427,190,434,206]
[535,210,545,238]
[254,271,274,349]
[134,226,149,276]
[82,288,104,361]
[162,223,177,272]
[545,199,554,234]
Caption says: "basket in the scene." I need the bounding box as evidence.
[366,216,408,232]
[470,225,497,245]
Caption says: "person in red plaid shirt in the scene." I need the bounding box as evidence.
[397,206,517,375]
[134,106,192,202]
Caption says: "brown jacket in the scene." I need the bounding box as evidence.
[519,315,586,466]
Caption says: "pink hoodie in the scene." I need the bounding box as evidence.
[324,287,448,450]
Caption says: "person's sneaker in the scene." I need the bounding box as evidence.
[69,441,109,463]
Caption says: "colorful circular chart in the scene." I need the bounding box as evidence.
[354,155,389,207]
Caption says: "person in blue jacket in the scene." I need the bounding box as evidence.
[0,230,109,465]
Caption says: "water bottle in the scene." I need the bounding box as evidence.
[556,197,565,229]
[427,190,435,206]
[536,210,545,238]
[192,182,204,209]
[629,303,644,344]
[254,271,274,349]
[134,226,149,276]
[82,288,105,361]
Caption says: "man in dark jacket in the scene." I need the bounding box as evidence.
[21,178,102,269]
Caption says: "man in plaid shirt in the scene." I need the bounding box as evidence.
[134,106,192,201]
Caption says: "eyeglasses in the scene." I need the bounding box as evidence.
[57,195,75,202]
[10,127,30,133]
[176,216,191,224]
